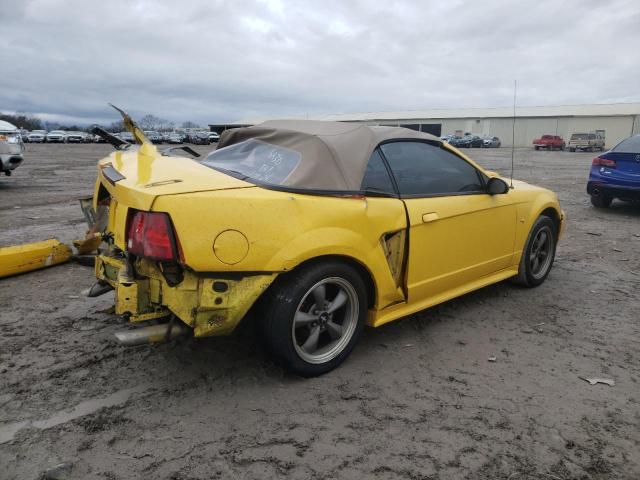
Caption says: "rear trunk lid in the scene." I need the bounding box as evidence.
[96,144,255,251]
[97,144,254,211]
[603,151,640,179]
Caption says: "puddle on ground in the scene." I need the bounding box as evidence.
[0,385,147,444]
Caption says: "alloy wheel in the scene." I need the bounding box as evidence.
[529,227,554,280]
[291,277,359,364]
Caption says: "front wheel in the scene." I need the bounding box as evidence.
[262,261,367,377]
[513,216,557,287]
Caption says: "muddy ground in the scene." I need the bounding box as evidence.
[1,143,639,479]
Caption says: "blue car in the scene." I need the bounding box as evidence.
[587,134,640,208]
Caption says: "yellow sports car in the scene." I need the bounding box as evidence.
[89,110,564,376]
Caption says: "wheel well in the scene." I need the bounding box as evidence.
[284,255,377,309]
[540,207,560,239]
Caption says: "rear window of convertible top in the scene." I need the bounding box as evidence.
[201,139,301,185]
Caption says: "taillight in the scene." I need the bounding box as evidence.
[126,210,178,261]
[592,157,616,168]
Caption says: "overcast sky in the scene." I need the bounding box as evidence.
[2,0,639,126]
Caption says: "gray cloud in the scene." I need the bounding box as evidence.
[2,0,639,125]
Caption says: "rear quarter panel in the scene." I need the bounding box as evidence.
[152,189,408,310]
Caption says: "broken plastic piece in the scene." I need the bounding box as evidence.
[580,376,615,386]
[73,233,102,255]
[0,239,72,279]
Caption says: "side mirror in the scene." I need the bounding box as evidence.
[487,177,509,195]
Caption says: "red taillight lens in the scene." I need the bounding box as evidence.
[592,157,616,168]
[126,210,177,261]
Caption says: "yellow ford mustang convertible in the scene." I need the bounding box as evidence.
[89,113,564,376]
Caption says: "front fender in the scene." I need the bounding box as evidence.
[511,186,564,267]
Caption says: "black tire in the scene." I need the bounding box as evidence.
[535,146,539,151]
[569,148,575,152]
[590,194,612,208]
[512,216,557,288]
[261,261,367,377]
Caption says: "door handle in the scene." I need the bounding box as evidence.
[422,212,439,223]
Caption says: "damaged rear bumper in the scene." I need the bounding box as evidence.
[95,255,277,337]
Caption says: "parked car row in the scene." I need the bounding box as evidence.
[439,131,607,152]
[19,129,222,145]
[532,133,605,152]
[440,134,501,148]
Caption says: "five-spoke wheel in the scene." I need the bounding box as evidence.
[292,278,359,365]
[262,261,367,377]
[513,215,557,287]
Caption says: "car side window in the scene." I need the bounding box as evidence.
[361,149,396,195]
[380,141,484,197]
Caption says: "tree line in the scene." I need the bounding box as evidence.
[0,112,201,132]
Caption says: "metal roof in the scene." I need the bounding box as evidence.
[0,120,18,132]
[222,102,640,127]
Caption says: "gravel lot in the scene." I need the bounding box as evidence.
[1,144,639,479]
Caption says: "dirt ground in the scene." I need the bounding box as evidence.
[1,143,639,480]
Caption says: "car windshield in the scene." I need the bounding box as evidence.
[612,135,640,153]
[50,131,65,134]
[202,139,301,185]
[542,135,553,139]
[571,133,589,140]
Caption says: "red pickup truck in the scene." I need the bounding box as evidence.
[533,135,565,151]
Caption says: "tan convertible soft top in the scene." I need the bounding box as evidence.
[216,120,442,191]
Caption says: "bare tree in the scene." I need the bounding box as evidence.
[0,112,44,130]
[108,120,125,132]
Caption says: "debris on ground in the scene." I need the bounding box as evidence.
[488,356,497,362]
[41,462,73,480]
[579,377,615,386]
[73,233,102,255]
[0,239,72,278]
[0,232,101,279]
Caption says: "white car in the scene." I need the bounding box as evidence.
[0,120,25,176]
[483,136,501,148]
[208,131,220,143]
[28,130,48,143]
[46,130,67,143]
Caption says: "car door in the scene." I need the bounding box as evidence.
[378,141,517,303]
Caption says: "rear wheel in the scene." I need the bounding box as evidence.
[591,194,612,208]
[513,216,557,287]
[262,261,367,377]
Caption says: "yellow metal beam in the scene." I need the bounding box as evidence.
[0,239,72,279]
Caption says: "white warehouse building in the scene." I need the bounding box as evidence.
[211,103,640,149]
